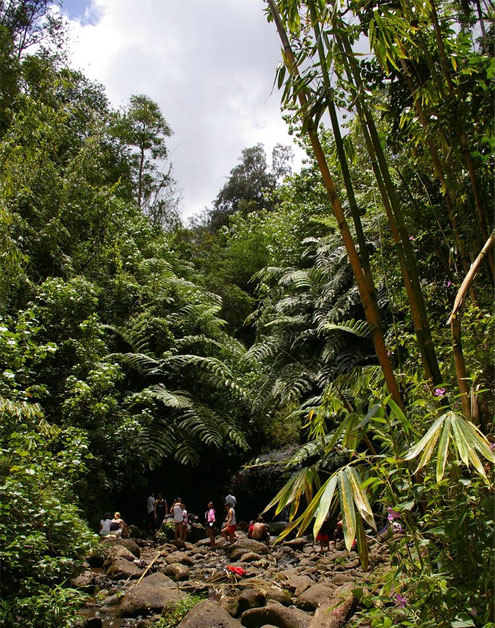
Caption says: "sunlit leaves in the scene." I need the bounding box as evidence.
[404,411,495,481]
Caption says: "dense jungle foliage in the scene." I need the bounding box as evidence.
[0,0,493,626]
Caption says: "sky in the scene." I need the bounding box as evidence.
[60,0,305,220]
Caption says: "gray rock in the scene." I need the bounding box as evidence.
[119,572,183,617]
[280,571,315,596]
[240,600,311,628]
[240,552,263,563]
[295,583,335,611]
[282,538,308,551]
[177,600,242,627]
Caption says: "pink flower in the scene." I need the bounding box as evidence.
[394,593,408,608]
[409,235,415,241]
[446,280,452,288]
[387,507,400,522]
[433,387,446,397]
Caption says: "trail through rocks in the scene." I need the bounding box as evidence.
[74,528,393,628]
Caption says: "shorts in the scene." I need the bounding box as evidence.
[316,533,330,542]
[227,524,237,535]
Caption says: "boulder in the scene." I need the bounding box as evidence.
[101,537,140,558]
[165,551,194,566]
[237,589,266,615]
[307,584,356,628]
[240,600,311,628]
[106,557,143,580]
[164,562,191,581]
[266,588,292,606]
[119,572,183,617]
[70,570,95,591]
[295,583,335,611]
[280,572,314,596]
[228,539,270,562]
[240,552,264,563]
[177,600,242,627]
[282,538,308,551]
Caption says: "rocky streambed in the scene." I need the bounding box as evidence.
[73,527,393,628]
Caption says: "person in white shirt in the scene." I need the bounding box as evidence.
[146,492,155,532]
[99,513,113,536]
[171,498,184,542]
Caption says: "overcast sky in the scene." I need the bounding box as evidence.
[60,0,304,219]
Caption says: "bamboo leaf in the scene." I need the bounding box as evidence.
[388,398,413,432]
[313,475,337,538]
[348,467,376,530]
[356,513,369,571]
[451,413,471,467]
[404,415,445,460]
[339,470,356,551]
[436,414,451,482]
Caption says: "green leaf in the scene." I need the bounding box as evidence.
[313,475,337,538]
[404,414,444,461]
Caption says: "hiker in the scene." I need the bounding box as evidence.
[171,498,184,541]
[181,502,189,541]
[251,516,270,545]
[111,511,127,538]
[316,514,331,552]
[332,517,344,545]
[225,490,236,508]
[154,493,168,531]
[221,502,237,543]
[146,492,155,532]
[99,512,113,536]
[204,501,217,548]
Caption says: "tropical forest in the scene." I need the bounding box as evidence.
[0,1,493,627]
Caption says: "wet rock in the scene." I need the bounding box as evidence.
[119,572,183,617]
[240,551,264,563]
[280,571,315,596]
[164,562,191,580]
[177,600,242,627]
[240,600,311,628]
[295,583,335,611]
[101,594,120,606]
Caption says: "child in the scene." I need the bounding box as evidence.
[316,515,331,552]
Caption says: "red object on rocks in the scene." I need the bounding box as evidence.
[226,565,246,576]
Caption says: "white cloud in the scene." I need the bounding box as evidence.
[64,0,304,219]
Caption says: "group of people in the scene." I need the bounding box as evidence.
[146,493,191,541]
[99,512,128,538]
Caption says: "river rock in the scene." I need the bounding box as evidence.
[283,538,308,551]
[177,600,242,627]
[240,600,311,628]
[106,557,143,580]
[119,572,183,616]
[228,539,270,561]
[237,589,266,615]
[70,570,95,591]
[295,583,335,611]
[266,588,292,605]
[164,562,191,580]
[101,537,140,558]
[166,551,194,566]
[307,584,356,628]
[280,571,314,596]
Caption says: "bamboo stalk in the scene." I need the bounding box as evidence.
[266,0,404,409]
[447,232,494,418]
